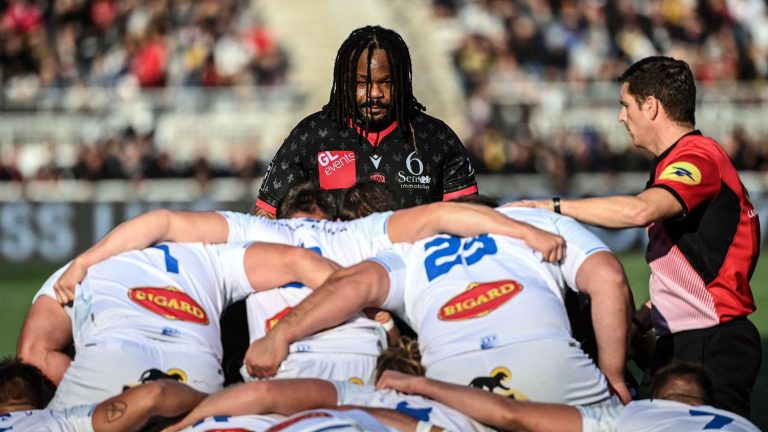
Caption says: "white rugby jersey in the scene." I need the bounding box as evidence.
[372,207,610,368]
[221,211,394,355]
[38,242,256,359]
[246,288,386,355]
[184,413,282,431]
[219,211,393,266]
[0,405,95,432]
[580,399,760,432]
[184,410,391,432]
[333,381,490,432]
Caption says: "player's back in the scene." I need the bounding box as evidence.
[75,242,253,355]
[376,207,608,368]
[615,400,760,432]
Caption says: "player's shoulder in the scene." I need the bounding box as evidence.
[294,111,340,129]
[411,111,455,131]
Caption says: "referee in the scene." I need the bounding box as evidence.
[513,56,761,418]
[253,25,477,216]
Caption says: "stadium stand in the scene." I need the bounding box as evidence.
[1,0,768,200]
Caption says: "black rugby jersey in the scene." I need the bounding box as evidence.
[255,111,478,215]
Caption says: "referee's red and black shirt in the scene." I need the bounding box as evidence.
[255,111,478,215]
[645,131,760,335]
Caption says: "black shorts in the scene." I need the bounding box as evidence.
[652,317,762,419]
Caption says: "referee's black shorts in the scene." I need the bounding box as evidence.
[652,316,762,419]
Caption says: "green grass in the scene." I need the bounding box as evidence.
[1,253,767,428]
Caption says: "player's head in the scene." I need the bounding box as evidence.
[650,362,714,406]
[0,357,56,413]
[323,25,425,139]
[449,193,499,208]
[277,181,337,220]
[375,337,425,381]
[338,181,399,220]
[618,56,696,127]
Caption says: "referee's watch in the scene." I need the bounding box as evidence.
[552,196,562,214]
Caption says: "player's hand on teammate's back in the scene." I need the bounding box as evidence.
[376,370,426,395]
[523,226,565,263]
[53,260,87,304]
[243,335,289,379]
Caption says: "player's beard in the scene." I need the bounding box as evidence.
[358,101,392,131]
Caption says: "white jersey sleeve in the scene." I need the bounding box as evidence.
[496,207,611,290]
[33,262,70,302]
[368,245,410,321]
[207,241,262,302]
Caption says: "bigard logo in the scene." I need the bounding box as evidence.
[265,307,294,333]
[128,286,209,324]
[439,280,523,321]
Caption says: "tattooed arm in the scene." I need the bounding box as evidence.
[91,380,206,432]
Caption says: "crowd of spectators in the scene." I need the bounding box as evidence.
[0,0,290,102]
[436,0,768,179]
[3,0,768,189]
[0,0,284,185]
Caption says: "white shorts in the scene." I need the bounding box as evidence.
[241,352,378,384]
[426,337,611,406]
[48,334,223,409]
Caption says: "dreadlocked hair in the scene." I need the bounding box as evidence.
[323,25,426,153]
[375,337,425,382]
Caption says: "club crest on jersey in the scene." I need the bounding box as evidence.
[658,161,701,185]
[128,286,208,325]
[265,307,293,333]
[317,150,356,190]
[370,172,385,183]
[439,280,522,321]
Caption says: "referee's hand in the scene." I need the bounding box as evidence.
[243,334,288,379]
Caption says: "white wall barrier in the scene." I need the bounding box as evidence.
[1,194,768,264]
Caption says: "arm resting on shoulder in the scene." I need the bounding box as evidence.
[376,371,582,432]
[93,380,206,432]
[55,210,229,303]
[509,188,684,229]
[387,202,565,262]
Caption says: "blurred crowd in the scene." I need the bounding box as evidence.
[0,0,284,184]
[436,0,768,180]
[3,0,768,187]
[0,0,289,100]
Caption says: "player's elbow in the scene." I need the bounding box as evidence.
[16,337,45,371]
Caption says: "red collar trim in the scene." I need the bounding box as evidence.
[348,120,398,147]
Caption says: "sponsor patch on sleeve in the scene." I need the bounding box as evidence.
[658,161,701,185]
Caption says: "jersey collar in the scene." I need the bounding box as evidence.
[349,120,399,147]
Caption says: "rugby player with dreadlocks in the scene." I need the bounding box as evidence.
[253,25,477,217]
